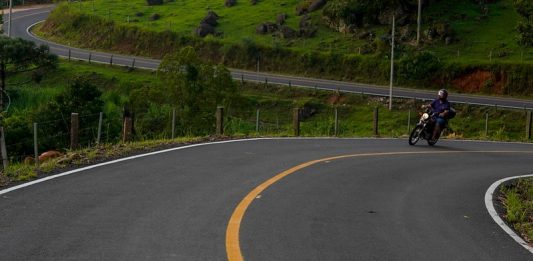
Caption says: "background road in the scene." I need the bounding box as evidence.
[4,6,533,110]
[1,138,533,260]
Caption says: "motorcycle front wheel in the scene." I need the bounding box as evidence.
[408,125,424,145]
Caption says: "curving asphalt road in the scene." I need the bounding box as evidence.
[3,6,533,110]
[2,6,533,261]
[1,138,533,260]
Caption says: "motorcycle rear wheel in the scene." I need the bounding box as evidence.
[408,125,423,145]
[427,132,440,146]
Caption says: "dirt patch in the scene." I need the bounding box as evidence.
[452,70,505,94]
[327,94,346,105]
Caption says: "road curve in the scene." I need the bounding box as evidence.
[4,6,533,110]
[0,138,533,260]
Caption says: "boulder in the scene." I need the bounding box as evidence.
[277,13,287,25]
[299,14,318,37]
[296,6,307,16]
[256,24,268,34]
[308,0,327,12]
[265,22,278,33]
[225,0,237,7]
[196,23,216,37]
[146,0,163,6]
[279,25,297,38]
[202,11,219,27]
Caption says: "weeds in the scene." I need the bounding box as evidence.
[501,178,533,244]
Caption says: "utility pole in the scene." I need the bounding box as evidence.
[417,0,422,46]
[8,0,12,37]
[389,15,395,111]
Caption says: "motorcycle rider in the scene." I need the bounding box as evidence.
[423,89,451,142]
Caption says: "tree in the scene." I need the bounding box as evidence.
[514,0,533,47]
[0,36,57,111]
[1,9,4,35]
[156,46,237,135]
[34,75,104,150]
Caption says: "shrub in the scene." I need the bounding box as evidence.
[398,51,441,82]
[516,20,533,47]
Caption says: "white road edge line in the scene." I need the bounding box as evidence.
[485,174,533,254]
[0,138,258,196]
[0,137,401,196]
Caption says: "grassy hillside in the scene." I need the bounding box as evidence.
[38,1,533,97]
[69,0,532,63]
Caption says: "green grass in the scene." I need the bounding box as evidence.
[427,0,533,64]
[501,178,533,244]
[72,0,369,54]
[69,0,532,63]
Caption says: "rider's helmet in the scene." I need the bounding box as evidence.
[438,89,448,100]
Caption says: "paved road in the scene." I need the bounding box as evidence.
[4,6,533,110]
[1,138,532,260]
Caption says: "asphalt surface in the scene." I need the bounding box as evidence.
[2,6,533,261]
[1,138,533,260]
[4,6,533,110]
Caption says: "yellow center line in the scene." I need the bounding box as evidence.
[225,150,533,261]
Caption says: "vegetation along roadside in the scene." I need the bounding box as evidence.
[37,0,533,97]
[499,178,533,246]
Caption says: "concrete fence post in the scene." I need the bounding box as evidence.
[373,107,379,136]
[293,108,300,137]
[256,109,260,133]
[216,106,224,135]
[334,107,339,137]
[527,111,532,140]
[407,110,411,134]
[485,112,489,137]
[172,108,176,139]
[70,113,79,150]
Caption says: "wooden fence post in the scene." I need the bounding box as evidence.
[122,117,132,143]
[33,123,38,167]
[216,106,224,135]
[0,127,7,169]
[122,107,132,143]
[293,108,300,137]
[70,113,79,150]
[96,112,103,145]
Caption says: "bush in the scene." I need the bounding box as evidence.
[516,20,533,47]
[398,51,441,82]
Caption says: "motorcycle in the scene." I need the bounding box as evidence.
[408,107,444,146]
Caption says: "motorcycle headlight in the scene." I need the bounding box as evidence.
[422,113,429,120]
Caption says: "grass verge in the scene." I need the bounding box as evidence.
[0,135,245,187]
[500,178,533,245]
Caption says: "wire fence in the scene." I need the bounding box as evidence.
[3,95,533,165]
